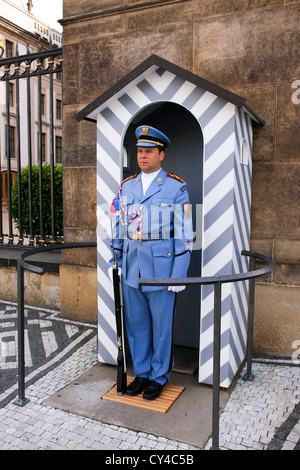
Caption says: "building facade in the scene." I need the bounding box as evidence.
[59,0,299,360]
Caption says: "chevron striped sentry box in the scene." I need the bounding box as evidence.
[77,55,264,388]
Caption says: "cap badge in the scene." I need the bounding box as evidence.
[142,127,149,135]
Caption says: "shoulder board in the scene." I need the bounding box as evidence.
[121,173,138,185]
[167,172,185,184]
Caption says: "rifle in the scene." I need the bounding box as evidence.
[112,251,127,395]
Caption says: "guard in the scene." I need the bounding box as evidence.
[109,125,193,400]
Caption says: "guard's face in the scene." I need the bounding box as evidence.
[137,146,165,174]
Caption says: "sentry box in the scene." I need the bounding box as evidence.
[77,55,264,388]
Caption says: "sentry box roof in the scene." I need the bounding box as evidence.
[76,54,264,126]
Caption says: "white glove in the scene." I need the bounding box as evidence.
[168,285,186,293]
[108,266,122,282]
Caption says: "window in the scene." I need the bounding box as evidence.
[123,145,129,168]
[5,125,16,158]
[9,83,14,107]
[1,171,17,205]
[41,93,45,116]
[55,136,62,163]
[241,138,249,165]
[56,99,62,120]
[41,132,46,161]
[5,40,13,58]
[37,132,47,161]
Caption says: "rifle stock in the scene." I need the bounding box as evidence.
[112,254,127,395]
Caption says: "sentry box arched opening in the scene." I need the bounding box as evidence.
[77,55,264,388]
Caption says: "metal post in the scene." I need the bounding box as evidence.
[37,40,44,244]
[5,75,13,244]
[15,45,23,245]
[14,259,30,406]
[26,41,34,246]
[243,255,256,381]
[212,281,222,450]
[49,51,55,241]
[0,132,2,242]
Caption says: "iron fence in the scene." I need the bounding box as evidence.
[0,39,63,247]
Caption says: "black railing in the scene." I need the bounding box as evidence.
[0,39,63,246]
[139,250,275,450]
[13,244,274,450]
[14,242,96,408]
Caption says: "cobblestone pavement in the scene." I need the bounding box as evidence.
[0,300,299,451]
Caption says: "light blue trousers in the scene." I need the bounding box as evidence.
[122,285,176,385]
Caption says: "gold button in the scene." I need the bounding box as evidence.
[168,253,171,257]
[139,205,143,211]
[161,202,165,206]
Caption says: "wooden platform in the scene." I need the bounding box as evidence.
[102,376,185,413]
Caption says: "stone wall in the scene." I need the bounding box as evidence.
[0,267,60,310]
[60,0,300,357]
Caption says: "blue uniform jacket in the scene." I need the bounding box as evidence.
[110,168,193,292]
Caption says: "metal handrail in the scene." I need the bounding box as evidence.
[139,250,275,286]
[14,243,96,408]
[18,242,97,274]
[139,249,275,450]
[14,244,275,450]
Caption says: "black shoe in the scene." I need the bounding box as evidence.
[125,377,149,396]
[143,380,163,400]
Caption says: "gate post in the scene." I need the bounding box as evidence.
[243,254,256,381]
[14,259,30,406]
[212,281,222,450]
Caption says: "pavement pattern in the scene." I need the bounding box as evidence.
[0,300,299,451]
